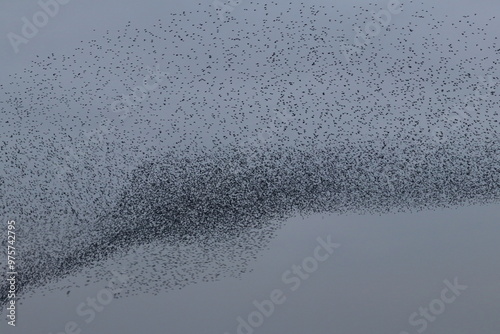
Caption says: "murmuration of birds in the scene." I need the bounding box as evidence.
[0,1,499,308]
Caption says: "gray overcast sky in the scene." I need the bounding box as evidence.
[0,0,499,333]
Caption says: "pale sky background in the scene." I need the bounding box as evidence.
[0,0,499,334]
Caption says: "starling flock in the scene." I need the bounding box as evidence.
[0,1,499,307]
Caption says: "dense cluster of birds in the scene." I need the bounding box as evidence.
[0,1,499,307]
